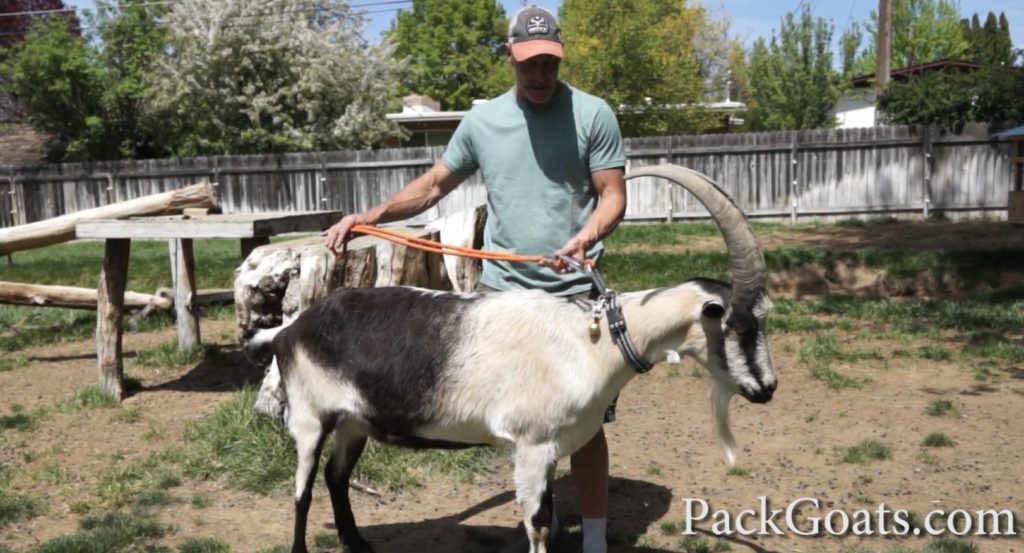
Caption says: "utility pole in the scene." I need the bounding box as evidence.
[875,0,892,98]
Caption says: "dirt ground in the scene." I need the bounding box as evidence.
[2,220,1024,553]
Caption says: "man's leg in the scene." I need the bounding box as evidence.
[571,428,608,553]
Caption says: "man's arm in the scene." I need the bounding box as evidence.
[555,167,627,259]
[323,161,470,249]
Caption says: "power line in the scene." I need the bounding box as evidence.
[0,0,412,20]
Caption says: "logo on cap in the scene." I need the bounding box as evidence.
[526,15,549,35]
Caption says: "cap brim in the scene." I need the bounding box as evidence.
[509,40,563,62]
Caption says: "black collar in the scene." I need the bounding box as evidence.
[558,256,654,374]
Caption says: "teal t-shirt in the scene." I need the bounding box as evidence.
[442,84,625,296]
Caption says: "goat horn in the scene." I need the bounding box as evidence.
[624,164,766,312]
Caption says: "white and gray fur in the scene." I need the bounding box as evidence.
[249,165,778,553]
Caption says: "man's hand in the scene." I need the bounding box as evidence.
[548,231,597,272]
[323,212,372,251]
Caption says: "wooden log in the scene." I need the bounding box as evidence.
[0,281,171,310]
[0,182,218,256]
[97,239,130,401]
[426,204,487,292]
[234,227,448,352]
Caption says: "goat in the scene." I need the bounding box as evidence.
[249,165,778,553]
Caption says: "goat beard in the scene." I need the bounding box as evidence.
[711,382,738,467]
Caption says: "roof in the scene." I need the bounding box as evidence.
[994,125,1024,139]
[850,59,982,88]
[0,124,56,167]
[385,105,469,123]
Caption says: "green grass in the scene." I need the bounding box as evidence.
[893,346,954,361]
[94,450,184,509]
[134,342,222,370]
[922,537,979,553]
[56,385,119,413]
[190,493,214,509]
[178,537,230,553]
[31,510,170,553]
[799,334,876,390]
[182,387,502,496]
[0,356,29,372]
[0,465,43,529]
[0,239,241,353]
[836,440,892,464]
[925,399,959,418]
[726,466,749,477]
[922,432,956,448]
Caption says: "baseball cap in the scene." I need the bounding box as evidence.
[507,5,563,62]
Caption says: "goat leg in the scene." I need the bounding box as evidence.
[325,429,374,553]
[290,417,328,553]
[514,443,559,553]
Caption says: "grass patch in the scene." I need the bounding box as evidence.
[178,537,230,553]
[190,493,214,509]
[94,450,183,508]
[183,388,502,496]
[922,432,956,448]
[134,342,221,370]
[0,239,241,353]
[0,465,43,529]
[893,346,953,361]
[0,357,29,372]
[925,399,959,418]
[922,537,979,553]
[112,407,142,424]
[726,466,749,477]
[809,365,867,390]
[57,385,119,414]
[32,510,170,553]
[676,534,730,553]
[836,440,892,464]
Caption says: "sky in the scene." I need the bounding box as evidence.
[62,0,1024,51]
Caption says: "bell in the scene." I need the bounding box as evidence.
[588,321,601,337]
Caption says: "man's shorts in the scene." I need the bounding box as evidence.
[473,282,618,423]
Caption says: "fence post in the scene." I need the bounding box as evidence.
[665,143,674,223]
[318,152,328,209]
[790,136,800,224]
[921,124,933,219]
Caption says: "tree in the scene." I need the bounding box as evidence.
[961,11,1015,66]
[388,0,511,110]
[878,65,1024,128]
[1,17,105,158]
[2,1,171,160]
[155,0,406,155]
[858,0,969,74]
[0,0,77,51]
[559,0,731,136]
[744,6,844,131]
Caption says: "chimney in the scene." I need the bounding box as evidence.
[402,94,441,112]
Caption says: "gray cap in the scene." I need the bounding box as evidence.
[507,5,563,61]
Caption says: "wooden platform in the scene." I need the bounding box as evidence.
[76,210,343,400]
[76,211,342,240]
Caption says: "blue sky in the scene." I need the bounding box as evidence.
[64,0,1024,50]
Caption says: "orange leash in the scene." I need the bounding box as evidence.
[334,224,594,270]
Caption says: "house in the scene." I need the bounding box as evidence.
[831,59,983,128]
[384,94,467,148]
[385,90,748,148]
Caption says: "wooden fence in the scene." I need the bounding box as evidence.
[0,123,1014,230]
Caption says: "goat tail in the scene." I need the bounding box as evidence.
[711,382,738,467]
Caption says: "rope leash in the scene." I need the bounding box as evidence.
[333,224,652,373]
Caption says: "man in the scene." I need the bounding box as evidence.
[323,5,625,553]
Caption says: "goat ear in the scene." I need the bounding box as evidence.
[701,300,726,320]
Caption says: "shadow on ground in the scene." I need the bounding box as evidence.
[308,476,675,553]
